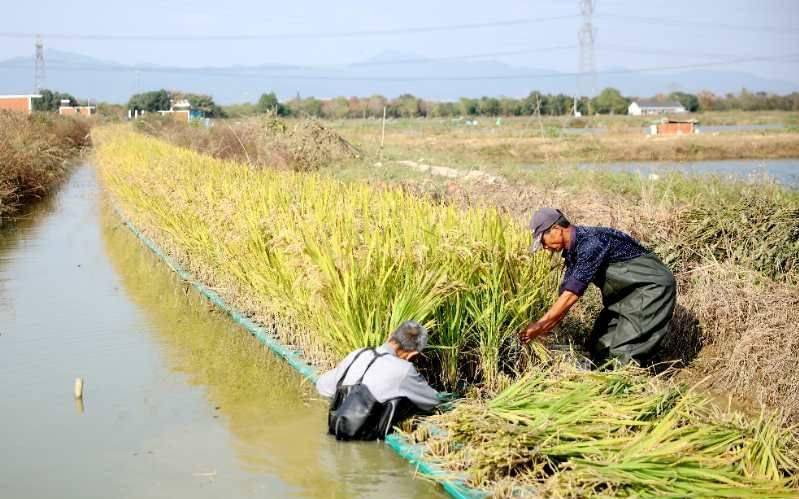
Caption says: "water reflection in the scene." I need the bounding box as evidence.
[100,205,442,498]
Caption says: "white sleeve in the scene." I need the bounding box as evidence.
[399,366,440,412]
[315,368,338,398]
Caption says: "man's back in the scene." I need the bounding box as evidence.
[316,343,439,412]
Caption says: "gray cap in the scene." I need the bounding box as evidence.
[529,208,565,251]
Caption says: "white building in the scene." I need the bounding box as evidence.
[628,99,687,116]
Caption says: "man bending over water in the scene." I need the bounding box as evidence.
[316,320,440,440]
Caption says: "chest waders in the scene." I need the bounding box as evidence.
[589,253,676,365]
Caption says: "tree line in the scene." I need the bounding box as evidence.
[127,89,225,117]
[31,87,799,119]
[227,88,799,119]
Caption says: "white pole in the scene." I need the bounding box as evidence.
[74,377,84,399]
[379,106,387,162]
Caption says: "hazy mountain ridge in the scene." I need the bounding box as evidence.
[0,49,795,103]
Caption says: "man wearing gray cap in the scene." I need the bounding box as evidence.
[520,208,676,366]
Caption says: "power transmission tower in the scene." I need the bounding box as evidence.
[34,34,46,92]
[577,0,596,98]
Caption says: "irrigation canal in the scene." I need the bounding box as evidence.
[0,165,444,499]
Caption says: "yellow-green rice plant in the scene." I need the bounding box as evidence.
[93,126,555,383]
[431,291,471,389]
[463,233,553,388]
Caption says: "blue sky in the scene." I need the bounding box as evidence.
[2,0,798,82]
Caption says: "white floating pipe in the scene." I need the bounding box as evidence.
[74,377,84,399]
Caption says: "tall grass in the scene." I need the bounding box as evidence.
[655,194,799,282]
[133,114,360,171]
[94,127,556,388]
[0,112,90,221]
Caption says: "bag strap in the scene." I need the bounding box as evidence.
[355,351,388,384]
[336,347,374,390]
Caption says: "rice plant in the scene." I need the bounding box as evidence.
[93,126,555,384]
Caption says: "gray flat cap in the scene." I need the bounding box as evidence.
[529,207,565,251]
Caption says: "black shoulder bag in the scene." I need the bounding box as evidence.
[327,348,388,441]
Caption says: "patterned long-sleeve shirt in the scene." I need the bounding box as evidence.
[560,226,649,296]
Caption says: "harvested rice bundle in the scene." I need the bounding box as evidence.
[413,363,799,498]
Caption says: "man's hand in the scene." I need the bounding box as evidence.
[518,291,580,345]
[519,321,547,344]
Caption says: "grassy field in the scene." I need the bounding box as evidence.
[94,122,798,497]
[0,112,91,224]
[327,113,799,168]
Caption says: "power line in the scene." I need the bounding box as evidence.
[2,53,796,81]
[599,45,747,60]
[0,15,579,41]
[349,45,578,66]
[599,13,799,35]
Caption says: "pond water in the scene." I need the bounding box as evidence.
[575,158,799,189]
[697,124,785,133]
[0,166,443,499]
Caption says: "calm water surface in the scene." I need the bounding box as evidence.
[0,166,443,499]
[575,159,799,188]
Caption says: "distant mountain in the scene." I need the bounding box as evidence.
[0,49,795,104]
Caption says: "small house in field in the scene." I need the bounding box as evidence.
[0,94,41,114]
[650,118,698,136]
[157,99,205,123]
[59,100,96,116]
[628,99,687,116]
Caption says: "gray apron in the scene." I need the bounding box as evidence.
[588,253,676,365]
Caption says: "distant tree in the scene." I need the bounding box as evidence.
[180,92,225,118]
[546,94,573,116]
[127,89,171,112]
[478,96,501,116]
[34,89,77,111]
[592,87,629,114]
[300,97,323,117]
[321,97,350,119]
[348,97,367,118]
[696,90,717,112]
[499,97,522,116]
[669,91,699,112]
[256,92,280,114]
[522,91,546,116]
[366,95,387,117]
[459,97,479,116]
[737,89,761,111]
[418,99,434,117]
[255,92,289,116]
[577,96,593,115]
[789,92,799,111]
[394,93,421,117]
[431,101,458,117]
